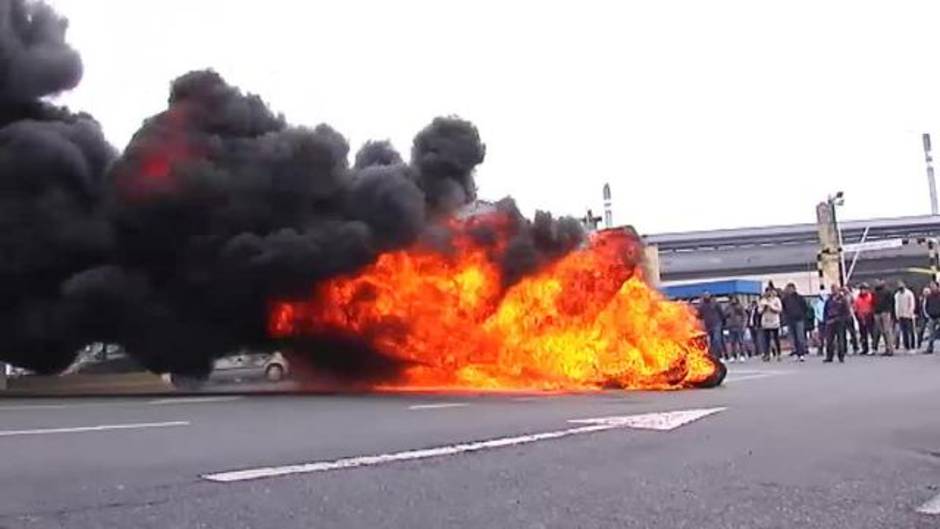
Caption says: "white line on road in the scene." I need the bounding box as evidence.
[917,492,940,515]
[0,396,242,412]
[148,396,243,405]
[723,370,792,384]
[202,407,725,483]
[0,421,190,437]
[725,369,789,375]
[0,403,87,411]
[724,374,776,383]
[408,403,469,410]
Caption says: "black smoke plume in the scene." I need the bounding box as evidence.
[0,0,117,373]
[0,0,586,378]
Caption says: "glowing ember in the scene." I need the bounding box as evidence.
[271,213,719,391]
[116,105,196,200]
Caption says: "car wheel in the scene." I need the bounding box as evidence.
[265,364,285,382]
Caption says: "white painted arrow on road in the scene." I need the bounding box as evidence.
[568,407,727,430]
[202,407,726,483]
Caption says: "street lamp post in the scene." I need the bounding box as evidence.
[828,191,846,287]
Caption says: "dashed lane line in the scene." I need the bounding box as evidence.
[148,396,243,405]
[408,403,470,410]
[723,369,792,383]
[0,396,243,412]
[0,421,190,437]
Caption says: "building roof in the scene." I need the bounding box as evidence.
[662,279,763,299]
[643,214,940,252]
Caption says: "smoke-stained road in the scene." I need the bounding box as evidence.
[1,355,939,529]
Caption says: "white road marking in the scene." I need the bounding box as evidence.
[0,396,242,411]
[724,374,776,383]
[149,396,243,405]
[0,421,190,437]
[567,407,727,430]
[408,403,469,410]
[202,407,725,483]
[917,492,940,515]
[0,403,88,411]
[723,370,792,384]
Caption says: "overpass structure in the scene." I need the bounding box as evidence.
[642,214,940,291]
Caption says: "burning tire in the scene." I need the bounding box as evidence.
[692,355,727,389]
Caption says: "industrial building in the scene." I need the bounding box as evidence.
[644,214,940,296]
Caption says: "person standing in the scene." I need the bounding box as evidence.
[747,299,763,358]
[697,293,725,360]
[853,283,875,355]
[813,292,827,355]
[894,281,916,352]
[759,288,783,361]
[923,282,940,354]
[781,283,809,361]
[918,286,931,349]
[872,280,896,356]
[805,298,816,353]
[823,284,850,363]
[845,287,860,354]
[724,297,748,362]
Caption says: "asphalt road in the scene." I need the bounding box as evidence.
[0,354,938,529]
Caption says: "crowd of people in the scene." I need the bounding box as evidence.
[695,280,940,364]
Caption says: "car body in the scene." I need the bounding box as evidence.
[210,351,290,383]
[168,350,290,390]
[63,344,139,375]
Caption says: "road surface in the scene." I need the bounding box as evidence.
[0,354,938,528]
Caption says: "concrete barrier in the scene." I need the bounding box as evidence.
[3,372,170,396]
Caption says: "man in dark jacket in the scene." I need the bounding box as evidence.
[697,293,725,360]
[823,284,850,362]
[723,297,748,362]
[924,282,940,354]
[781,283,809,360]
[872,280,895,356]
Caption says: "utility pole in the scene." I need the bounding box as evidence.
[815,195,844,292]
[925,133,937,215]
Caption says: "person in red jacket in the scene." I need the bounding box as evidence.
[853,283,875,355]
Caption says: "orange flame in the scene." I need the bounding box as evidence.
[271,213,717,391]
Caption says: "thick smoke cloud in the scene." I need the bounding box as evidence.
[354,140,403,169]
[0,0,585,378]
[0,0,82,103]
[0,0,116,373]
[411,117,486,214]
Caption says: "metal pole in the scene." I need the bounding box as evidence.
[924,134,938,215]
[929,238,939,283]
[830,198,846,287]
[846,225,870,282]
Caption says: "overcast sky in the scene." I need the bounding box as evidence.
[47,0,940,234]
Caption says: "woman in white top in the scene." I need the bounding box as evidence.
[759,288,783,361]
